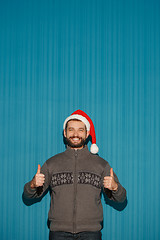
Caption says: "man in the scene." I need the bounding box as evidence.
[23,109,126,240]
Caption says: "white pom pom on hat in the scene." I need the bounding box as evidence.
[63,109,99,154]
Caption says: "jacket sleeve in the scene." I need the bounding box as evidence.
[102,163,126,203]
[23,162,50,199]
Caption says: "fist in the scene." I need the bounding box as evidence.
[103,168,118,191]
[30,164,45,189]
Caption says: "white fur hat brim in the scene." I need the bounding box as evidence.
[63,114,90,131]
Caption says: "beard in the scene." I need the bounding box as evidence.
[65,136,87,149]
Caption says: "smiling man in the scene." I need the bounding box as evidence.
[64,119,90,149]
[23,110,126,240]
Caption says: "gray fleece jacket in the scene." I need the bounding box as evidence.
[23,146,126,233]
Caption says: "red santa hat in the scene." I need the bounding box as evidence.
[63,109,99,154]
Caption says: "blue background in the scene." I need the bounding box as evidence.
[0,0,160,239]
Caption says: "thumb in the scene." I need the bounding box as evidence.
[110,168,114,177]
[37,164,41,174]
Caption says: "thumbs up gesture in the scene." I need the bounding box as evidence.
[30,164,45,189]
[103,168,118,191]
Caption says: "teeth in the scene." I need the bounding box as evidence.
[71,138,80,141]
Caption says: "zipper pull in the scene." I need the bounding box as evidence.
[74,150,78,157]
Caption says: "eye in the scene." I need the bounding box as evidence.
[79,129,84,132]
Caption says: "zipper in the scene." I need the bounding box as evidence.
[73,150,78,233]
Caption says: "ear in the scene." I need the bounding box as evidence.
[86,131,90,138]
[64,129,67,137]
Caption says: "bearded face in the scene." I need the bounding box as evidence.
[66,136,86,148]
[64,120,90,149]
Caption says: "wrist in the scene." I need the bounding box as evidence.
[112,183,118,192]
[30,179,36,189]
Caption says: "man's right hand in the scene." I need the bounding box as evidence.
[30,164,45,189]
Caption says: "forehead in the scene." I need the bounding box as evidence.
[67,120,86,128]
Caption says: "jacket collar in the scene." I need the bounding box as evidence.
[65,145,90,157]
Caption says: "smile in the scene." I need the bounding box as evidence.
[71,138,81,141]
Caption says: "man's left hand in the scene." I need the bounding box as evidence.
[103,168,118,191]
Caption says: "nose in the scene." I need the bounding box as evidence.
[73,130,78,137]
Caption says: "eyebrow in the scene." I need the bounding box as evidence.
[68,127,85,130]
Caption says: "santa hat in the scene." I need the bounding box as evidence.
[63,110,99,154]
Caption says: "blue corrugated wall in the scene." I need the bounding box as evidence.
[0,0,160,239]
